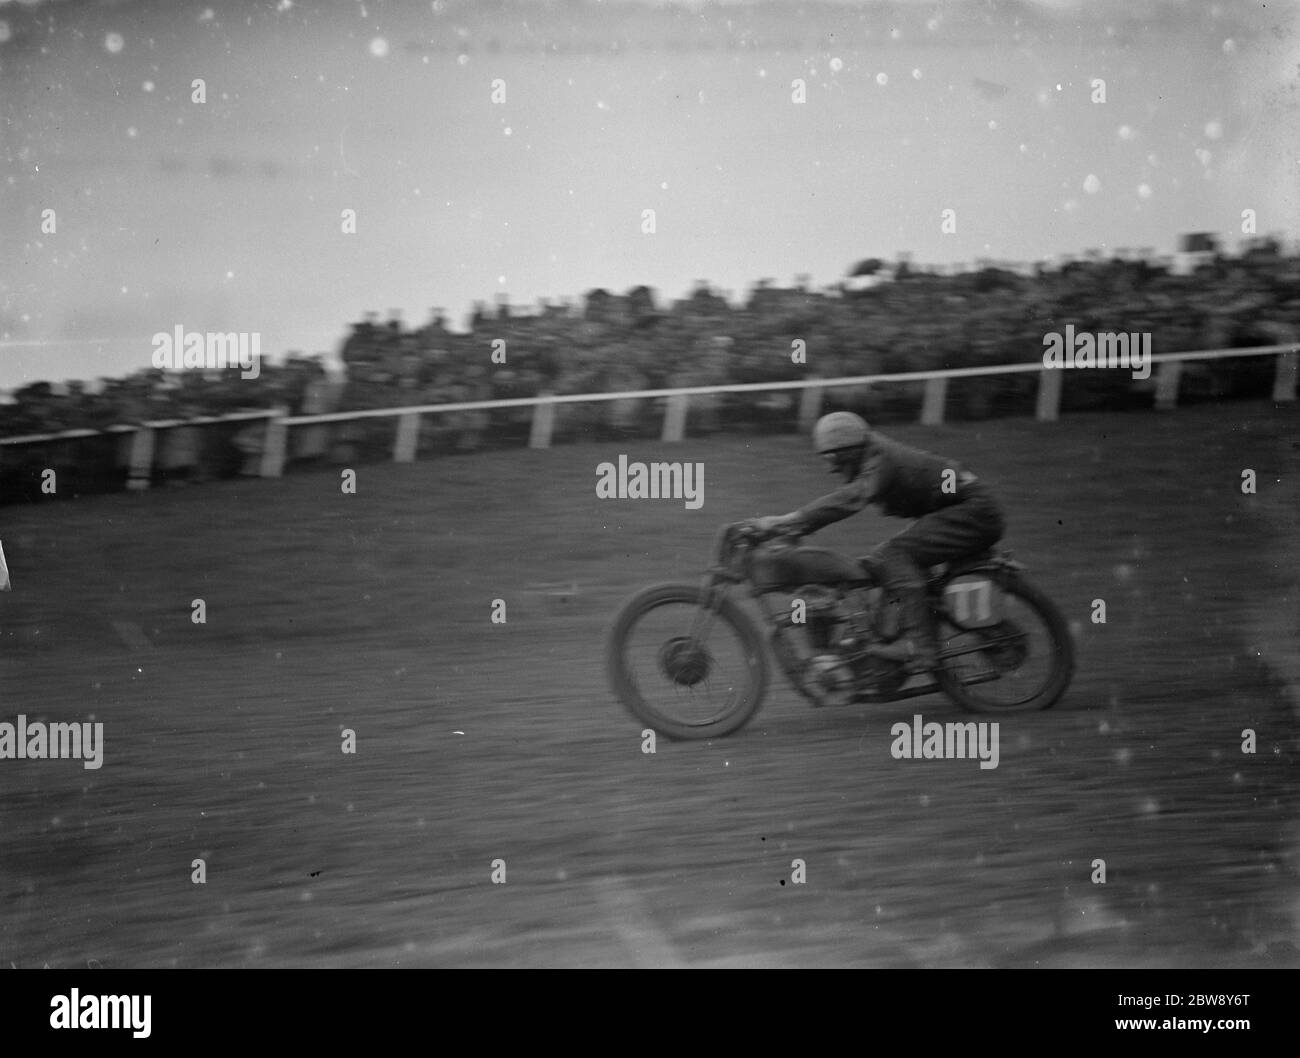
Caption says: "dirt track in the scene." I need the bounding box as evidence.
[1,401,1296,967]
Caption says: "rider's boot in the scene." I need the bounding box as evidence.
[866,588,937,674]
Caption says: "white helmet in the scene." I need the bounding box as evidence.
[812,411,870,454]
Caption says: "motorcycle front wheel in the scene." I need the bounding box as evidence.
[606,583,770,740]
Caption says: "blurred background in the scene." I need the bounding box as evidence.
[0,0,1297,969]
[1,0,1298,423]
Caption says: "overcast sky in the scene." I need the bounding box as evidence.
[1,0,1297,389]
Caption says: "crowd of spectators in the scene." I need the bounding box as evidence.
[331,239,1299,436]
[3,239,1297,497]
[0,354,333,439]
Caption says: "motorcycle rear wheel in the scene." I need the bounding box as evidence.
[934,570,1075,713]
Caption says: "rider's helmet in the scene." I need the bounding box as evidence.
[812,411,871,478]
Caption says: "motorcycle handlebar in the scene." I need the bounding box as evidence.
[711,521,803,578]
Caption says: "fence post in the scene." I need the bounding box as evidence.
[393,411,420,462]
[798,377,824,431]
[1035,369,1062,422]
[1273,350,1298,402]
[126,427,155,491]
[260,407,289,477]
[529,395,556,449]
[662,393,689,442]
[920,375,948,426]
[1153,361,1183,411]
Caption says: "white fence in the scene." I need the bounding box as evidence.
[2,344,1295,489]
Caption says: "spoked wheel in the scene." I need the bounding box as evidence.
[606,583,769,740]
[934,571,1074,713]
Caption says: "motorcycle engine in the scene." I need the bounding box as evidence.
[792,584,849,652]
[795,585,843,618]
[806,653,855,707]
[871,589,902,642]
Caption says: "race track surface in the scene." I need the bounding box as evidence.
[2,401,1297,967]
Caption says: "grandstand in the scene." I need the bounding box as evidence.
[3,240,1297,502]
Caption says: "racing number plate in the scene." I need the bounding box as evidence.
[944,576,1000,628]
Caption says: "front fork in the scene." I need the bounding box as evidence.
[685,571,730,645]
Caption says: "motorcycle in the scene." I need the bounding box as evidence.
[606,521,1075,740]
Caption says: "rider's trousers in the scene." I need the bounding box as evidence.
[871,483,1006,647]
[872,483,1005,590]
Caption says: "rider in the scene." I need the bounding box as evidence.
[750,411,1005,674]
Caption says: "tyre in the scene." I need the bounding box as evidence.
[934,569,1075,714]
[606,583,770,740]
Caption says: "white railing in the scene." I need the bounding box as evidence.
[2,345,1295,489]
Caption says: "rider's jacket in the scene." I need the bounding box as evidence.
[790,432,983,530]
